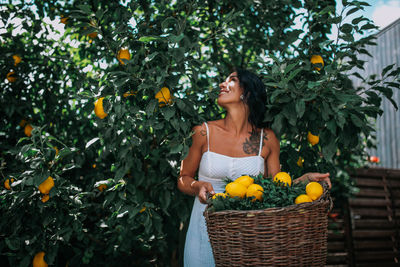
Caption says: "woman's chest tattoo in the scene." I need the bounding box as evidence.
[243,130,268,154]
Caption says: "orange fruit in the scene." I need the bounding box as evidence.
[6,71,17,83]
[273,172,292,186]
[60,16,68,24]
[33,251,48,267]
[87,32,98,39]
[4,178,14,190]
[140,207,146,213]
[297,157,304,167]
[98,184,107,192]
[38,176,54,194]
[123,91,137,97]
[246,184,264,202]
[225,182,247,198]
[24,124,33,137]
[234,175,254,188]
[295,194,312,204]
[307,131,319,146]
[117,49,131,65]
[155,87,172,106]
[310,55,324,71]
[306,182,323,200]
[13,55,22,66]
[94,97,107,119]
[41,194,49,203]
[19,118,28,127]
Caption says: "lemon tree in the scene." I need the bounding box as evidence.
[1,0,399,266]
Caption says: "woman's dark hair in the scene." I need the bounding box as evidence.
[235,68,269,129]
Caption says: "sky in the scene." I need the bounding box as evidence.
[338,0,400,30]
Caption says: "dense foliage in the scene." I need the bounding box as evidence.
[1,0,399,266]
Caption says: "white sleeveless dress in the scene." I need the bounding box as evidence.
[184,122,265,267]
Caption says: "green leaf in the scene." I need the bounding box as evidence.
[146,99,158,116]
[350,114,363,127]
[138,36,160,43]
[77,4,92,14]
[5,237,20,251]
[381,64,395,77]
[295,100,305,118]
[161,106,175,121]
[168,33,184,43]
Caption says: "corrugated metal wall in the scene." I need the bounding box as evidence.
[351,18,400,169]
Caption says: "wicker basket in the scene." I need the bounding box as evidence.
[204,187,332,267]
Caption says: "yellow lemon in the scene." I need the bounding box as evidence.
[225,182,247,198]
[4,178,14,190]
[212,192,227,199]
[297,157,304,167]
[33,251,48,267]
[24,124,33,137]
[94,97,108,119]
[310,55,324,71]
[306,182,323,200]
[295,194,312,204]
[273,172,292,186]
[234,175,254,188]
[6,71,17,83]
[117,49,131,64]
[41,194,49,203]
[13,55,22,66]
[98,184,107,192]
[38,176,54,195]
[307,131,319,146]
[155,87,172,106]
[246,184,264,202]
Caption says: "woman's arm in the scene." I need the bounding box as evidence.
[294,173,331,188]
[264,129,331,188]
[177,124,215,203]
[264,129,281,178]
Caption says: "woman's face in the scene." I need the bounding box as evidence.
[217,72,244,107]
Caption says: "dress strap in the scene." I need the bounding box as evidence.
[204,122,210,152]
[258,128,264,156]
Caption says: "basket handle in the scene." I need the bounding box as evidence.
[321,181,333,213]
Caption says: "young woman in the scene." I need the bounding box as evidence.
[177,68,331,267]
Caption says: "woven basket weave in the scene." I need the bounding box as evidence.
[204,189,332,267]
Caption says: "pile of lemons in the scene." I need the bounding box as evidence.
[211,172,324,208]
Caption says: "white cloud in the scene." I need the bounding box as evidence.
[372,0,400,29]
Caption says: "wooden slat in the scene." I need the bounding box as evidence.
[353,219,396,229]
[356,263,400,267]
[328,230,345,241]
[326,252,348,264]
[355,251,399,261]
[353,240,397,250]
[352,229,396,238]
[349,198,391,207]
[355,178,385,187]
[351,208,392,217]
[387,179,400,188]
[328,241,346,251]
[356,188,388,197]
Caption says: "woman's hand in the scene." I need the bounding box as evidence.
[293,172,331,189]
[193,181,215,204]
